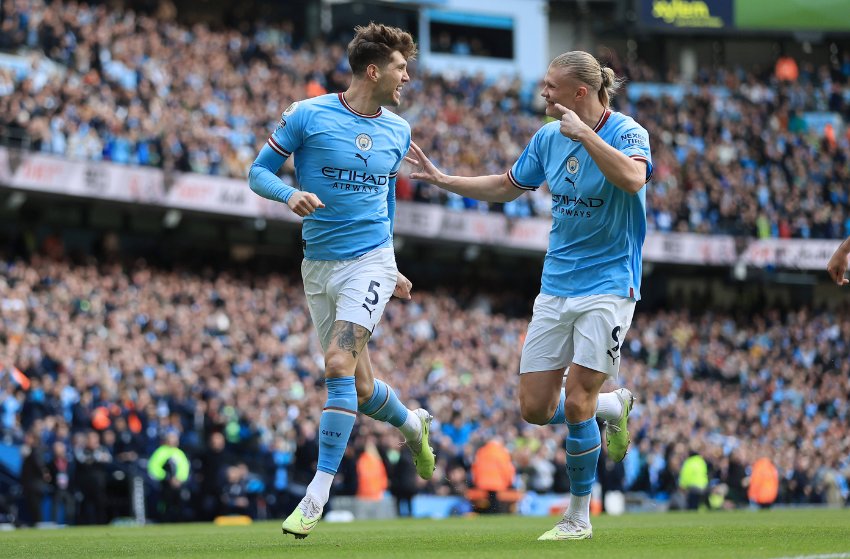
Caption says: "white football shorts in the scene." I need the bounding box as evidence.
[302,247,398,351]
[519,293,636,379]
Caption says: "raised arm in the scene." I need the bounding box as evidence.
[555,103,648,195]
[405,142,522,203]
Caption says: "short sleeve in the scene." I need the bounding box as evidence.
[508,129,546,191]
[267,101,306,157]
[390,124,411,181]
[613,122,653,182]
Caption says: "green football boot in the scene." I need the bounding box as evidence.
[406,408,436,480]
[281,494,324,539]
[605,387,634,463]
[538,515,593,541]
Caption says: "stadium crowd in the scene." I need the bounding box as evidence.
[2,1,850,238]
[1,249,848,524]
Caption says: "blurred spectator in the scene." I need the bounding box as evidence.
[748,456,779,509]
[679,450,708,510]
[775,55,799,83]
[387,439,419,517]
[356,436,388,501]
[74,431,112,524]
[220,465,251,516]
[20,431,49,525]
[47,440,74,525]
[147,431,190,522]
[198,432,230,520]
[471,437,516,513]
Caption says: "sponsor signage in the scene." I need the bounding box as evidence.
[0,147,841,271]
[638,0,733,30]
[741,239,841,271]
[0,149,164,202]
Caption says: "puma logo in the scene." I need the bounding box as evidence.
[564,176,576,187]
[355,153,371,166]
[362,303,374,318]
[607,325,622,365]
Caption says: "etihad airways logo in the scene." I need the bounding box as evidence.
[551,194,604,219]
[552,194,604,208]
[322,167,389,186]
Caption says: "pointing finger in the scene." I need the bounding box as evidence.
[553,103,569,115]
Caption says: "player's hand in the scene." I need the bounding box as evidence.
[827,250,850,286]
[393,271,413,300]
[553,103,590,142]
[287,191,325,217]
[405,142,445,185]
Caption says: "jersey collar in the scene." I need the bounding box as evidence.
[338,92,382,118]
[593,109,612,133]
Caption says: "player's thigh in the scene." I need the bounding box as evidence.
[518,367,566,417]
[564,362,608,399]
[519,293,574,375]
[332,247,397,335]
[571,294,636,380]
[301,259,337,351]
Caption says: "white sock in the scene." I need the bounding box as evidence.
[566,493,591,524]
[596,392,623,422]
[306,471,334,506]
[399,409,421,442]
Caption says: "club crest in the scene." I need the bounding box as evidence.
[355,133,373,151]
[566,156,580,174]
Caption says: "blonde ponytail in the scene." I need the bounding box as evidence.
[550,51,624,108]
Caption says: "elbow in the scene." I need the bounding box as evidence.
[621,174,646,195]
[247,164,261,193]
[626,181,645,195]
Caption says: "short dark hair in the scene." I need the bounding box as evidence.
[347,22,417,75]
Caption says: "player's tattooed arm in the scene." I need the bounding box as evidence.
[330,321,371,358]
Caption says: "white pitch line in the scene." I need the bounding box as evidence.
[770,553,850,559]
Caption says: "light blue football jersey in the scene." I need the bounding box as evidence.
[508,110,652,300]
[249,93,410,260]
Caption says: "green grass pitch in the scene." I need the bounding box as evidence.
[3,509,849,559]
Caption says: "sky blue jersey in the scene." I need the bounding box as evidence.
[248,93,411,260]
[508,110,652,300]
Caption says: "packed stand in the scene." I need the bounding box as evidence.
[1,250,848,524]
[2,1,850,238]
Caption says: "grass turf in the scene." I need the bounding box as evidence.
[2,508,849,559]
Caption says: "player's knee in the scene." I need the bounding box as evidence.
[563,394,594,424]
[325,352,355,378]
[520,398,552,425]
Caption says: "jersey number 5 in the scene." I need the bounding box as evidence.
[365,281,380,305]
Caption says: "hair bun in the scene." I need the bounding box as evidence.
[601,67,613,88]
